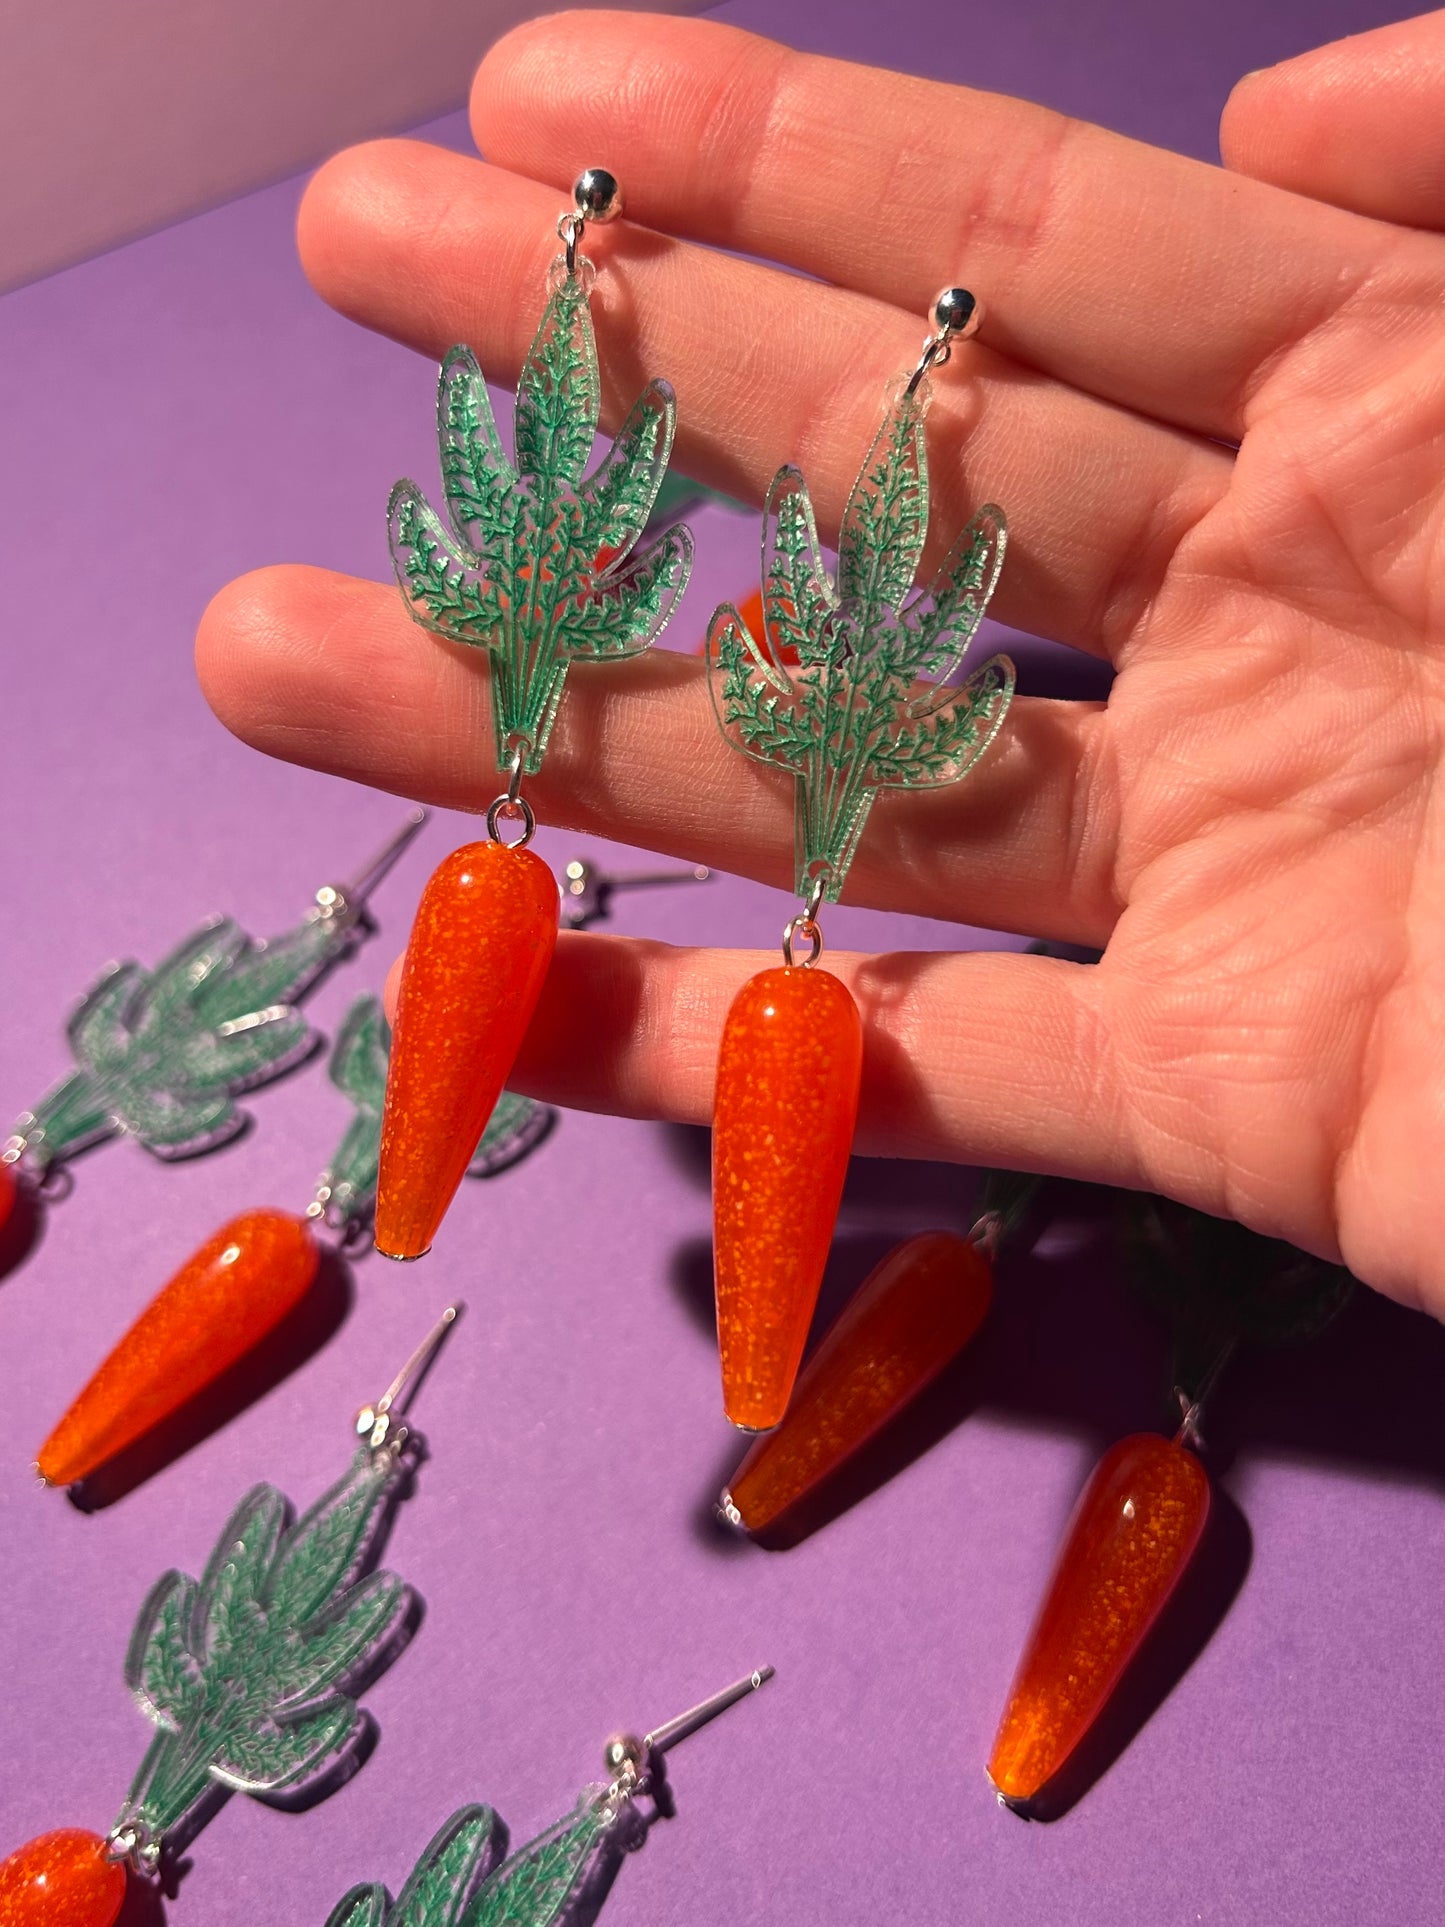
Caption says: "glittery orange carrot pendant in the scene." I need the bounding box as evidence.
[987,1431,1211,1806]
[380,168,694,1259]
[707,288,1013,1430]
[5,1313,455,1917]
[988,1200,1356,1809]
[721,1227,995,1530]
[38,997,549,1489]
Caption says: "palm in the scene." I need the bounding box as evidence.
[197,9,1445,1316]
[1093,334,1445,1302]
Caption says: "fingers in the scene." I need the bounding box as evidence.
[498,938,1130,1180]
[196,565,1121,945]
[471,10,1410,441]
[1222,13,1445,231]
[298,139,1228,660]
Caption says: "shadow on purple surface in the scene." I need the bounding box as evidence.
[116,1868,169,1927]
[64,1244,354,1510]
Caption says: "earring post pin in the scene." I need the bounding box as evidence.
[644,1665,774,1756]
[339,807,430,909]
[374,1302,464,1422]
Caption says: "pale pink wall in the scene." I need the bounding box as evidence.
[0,0,701,294]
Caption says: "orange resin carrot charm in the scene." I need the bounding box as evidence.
[375,841,558,1261]
[989,1433,1210,1805]
[38,1210,318,1487]
[0,1829,126,1926]
[723,1229,992,1530]
[713,965,862,1431]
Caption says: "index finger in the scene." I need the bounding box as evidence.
[473,10,1437,440]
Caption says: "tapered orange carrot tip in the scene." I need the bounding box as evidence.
[988,1433,1211,1806]
[713,964,863,1432]
[0,1829,126,1926]
[722,1229,992,1532]
[37,1209,318,1488]
[374,841,559,1261]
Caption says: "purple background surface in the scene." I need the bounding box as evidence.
[2,3,1442,1923]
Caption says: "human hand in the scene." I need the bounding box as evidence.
[196,9,1445,1317]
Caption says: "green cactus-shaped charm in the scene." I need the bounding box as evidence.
[112,1441,418,1868]
[709,379,1014,902]
[324,1798,624,1927]
[5,814,427,1180]
[320,996,553,1229]
[8,913,339,1175]
[389,270,693,777]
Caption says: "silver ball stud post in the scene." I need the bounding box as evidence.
[932,286,982,340]
[573,168,623,225]
[603,1732,645,1777]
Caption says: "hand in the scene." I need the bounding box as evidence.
[197,9,1445,1317]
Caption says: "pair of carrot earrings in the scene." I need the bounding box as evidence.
[378,169,1013,1439]
[2,1309,772,1925]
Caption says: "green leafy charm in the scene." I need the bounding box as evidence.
[112,1441,418,1869]
[9,911,344,1175]
[709,378,1014,901]
[324,1795,629,1927]
[319,996,553,1230]
[388,266,693,777]
[320,1667,773,1927]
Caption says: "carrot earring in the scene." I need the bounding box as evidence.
[707,289,1014,1430]
[36,996,548,1491]
[0,1306,458,1923]
[379,168,693,1262]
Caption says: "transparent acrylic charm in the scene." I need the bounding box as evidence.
[709,377,1014,901]
[112,1444,417,1866]
[324,1798,620,1927]
[5,813,428,1180]
[321,1669,772,1927]
[10,919,328,1175]
[389,272,694,777]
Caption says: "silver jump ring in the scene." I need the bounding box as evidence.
[557,212,584,277]
[782,913,823,969]
[486,793,537,847]
[505,746,525,807]
[905,333,951,399]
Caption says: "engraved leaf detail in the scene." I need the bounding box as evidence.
[24,910,335,1169]
[117,1449,415,1845]
[710,384,1015,900]
[321,1801,620,1927]
[390,278,692,776]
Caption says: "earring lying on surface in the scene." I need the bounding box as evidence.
[379,167,694,1263]
[37,996,546,1490]
[1,812,426,1215]
[323,1667,773,1927]
[707,290,1014,1431]
[987,1201,1354,1810]
[0,1307,458,1924]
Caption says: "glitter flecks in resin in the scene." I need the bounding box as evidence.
[724,1230,992,1531]
[713,966,862,1432]
[0,1830,126,1927]
[988,1433,1211,1804]
[38,1209,319,1487]
[374,841,558,1260]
